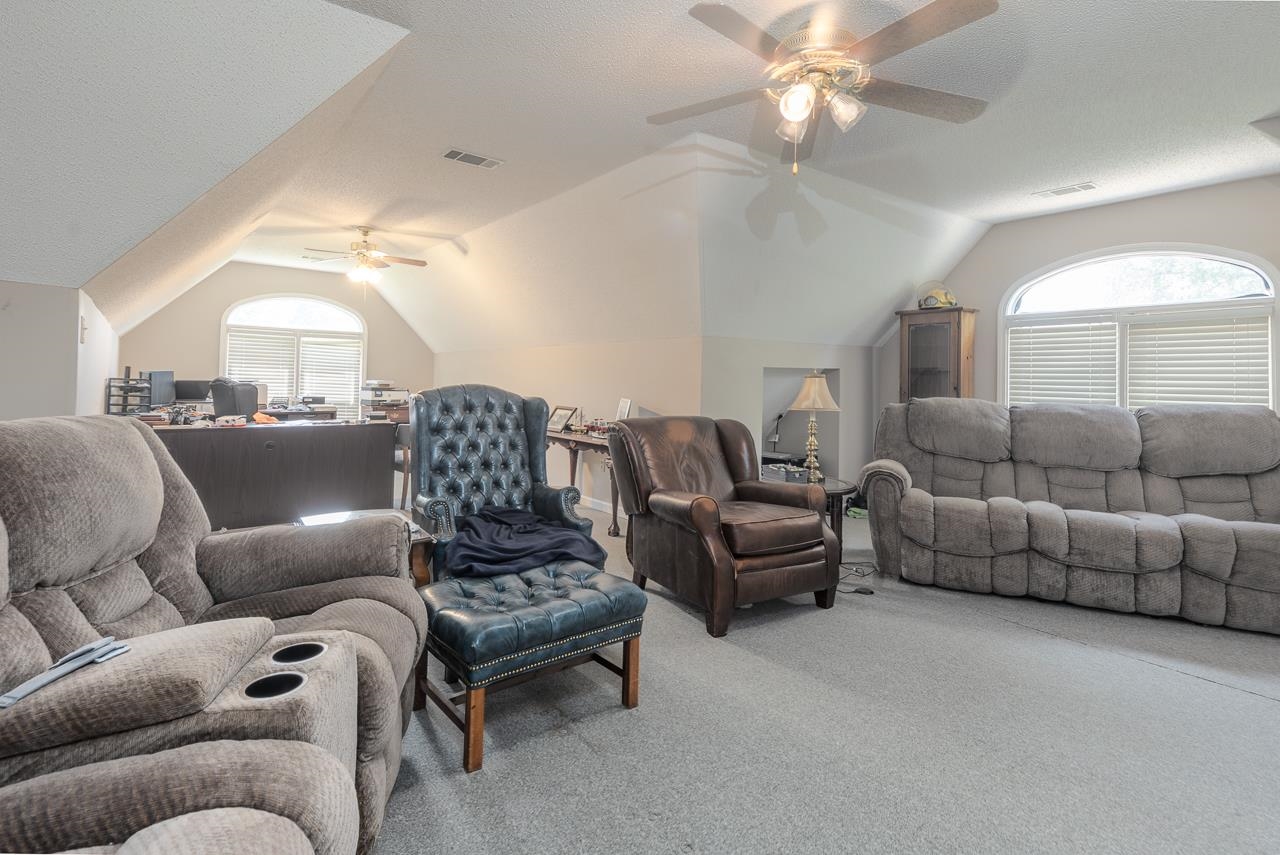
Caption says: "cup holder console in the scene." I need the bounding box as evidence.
[271,642,328,665]
[245,671,308,700]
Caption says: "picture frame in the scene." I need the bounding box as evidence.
[616,398,632,420]
[548,405,577,432]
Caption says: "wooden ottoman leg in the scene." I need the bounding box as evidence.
[622,637,640,708]
[463,686,486,773]
[412,648,429,711]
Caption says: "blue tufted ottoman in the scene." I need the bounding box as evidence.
[415,561,647,771]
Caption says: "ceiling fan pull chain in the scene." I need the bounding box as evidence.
[793,140,799,176]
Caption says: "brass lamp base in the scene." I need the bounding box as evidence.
[804,412,823,483]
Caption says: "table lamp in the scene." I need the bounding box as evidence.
[787,370,840,483]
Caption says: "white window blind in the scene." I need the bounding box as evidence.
[299,336,362,420]
[1007,322,1118,405]
[1126,316,1271,407]
[225,328,298,402]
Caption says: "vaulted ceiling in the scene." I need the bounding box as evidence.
[5,1,1280,342]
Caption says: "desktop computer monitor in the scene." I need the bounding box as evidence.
[145,371,175,408]
[174,380,211,402]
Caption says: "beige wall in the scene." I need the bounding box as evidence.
[433,337,703,508]
[0,280,79,420]
[119,261,435,394]
[701,337,874,482]
[875,173,1280,414]
[76,291,119,415]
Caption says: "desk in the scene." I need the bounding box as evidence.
[154,422,394,529]
[261,409,337,422]
[545,430,621,537]
[763,472,859,547]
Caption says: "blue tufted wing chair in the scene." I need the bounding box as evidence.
[411,385,592,576]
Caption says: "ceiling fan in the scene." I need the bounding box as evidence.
[650,0,998,172]
[303,227,428,283]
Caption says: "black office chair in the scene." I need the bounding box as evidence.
[210,377,260,419]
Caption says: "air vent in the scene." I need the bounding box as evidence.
[443,148,504,169]
[1032,181,1098,199]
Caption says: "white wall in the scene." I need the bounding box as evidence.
[76,291,119,415]
[0,280,79,420]
[119,261,435,394]
[874,173,1280,414]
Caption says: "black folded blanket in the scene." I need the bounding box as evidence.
[445,507,607,577]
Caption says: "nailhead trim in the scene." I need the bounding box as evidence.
[446,616,644,669]
[468,630,642,687]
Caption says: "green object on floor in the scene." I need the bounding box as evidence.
[846,506,868,519]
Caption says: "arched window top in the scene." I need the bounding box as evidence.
[226,296,363,332]
[1009,252,1272,316]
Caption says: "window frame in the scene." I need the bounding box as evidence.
[997,244,1279,408]
[219,294,367,417]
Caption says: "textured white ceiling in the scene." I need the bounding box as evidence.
[241,0,1280,273]
[0,0,405,288]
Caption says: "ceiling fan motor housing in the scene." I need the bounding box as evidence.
[766,27,869,105]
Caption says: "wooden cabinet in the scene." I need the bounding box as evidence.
[897,307,977,402]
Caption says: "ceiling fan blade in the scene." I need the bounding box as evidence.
[780,106,822,166]
[647,88,770,125]
[849,0,998,66]
[382,256,428,267]
[369,259,390,269]
[689,4,780,62]
[303,255,353,264]
[859,78,987,123]
[302,248,351,254]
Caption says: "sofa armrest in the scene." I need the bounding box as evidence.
[0,739,358,855]
[734,479,826,513]
[648,490,722,536]
[197,516,409,604]
[858,459,912,579]
[858,459,912,496]
[0,619,273,760]
[531,483,593,536]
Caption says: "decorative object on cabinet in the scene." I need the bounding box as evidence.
[548,405,577,432]
[897,306,977,402]
[787,370,840,483]
[917,281,958,309]
[616,398,632,420]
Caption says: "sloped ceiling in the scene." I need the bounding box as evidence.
[0,0,406,304]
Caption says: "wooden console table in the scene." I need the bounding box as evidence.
[545,430,621,537]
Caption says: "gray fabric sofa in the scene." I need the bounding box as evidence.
[0,416,429,852]
[0,740,358,854]
[860,398,1280,634]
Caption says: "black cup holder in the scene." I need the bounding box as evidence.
[244,671,307,700]
[271,642,328,665]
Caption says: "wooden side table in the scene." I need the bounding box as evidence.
[545,430,622,537]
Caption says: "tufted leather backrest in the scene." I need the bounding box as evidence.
[0,417,215,693]
[875,398,1280,521]
[412,385,549,519]
[609,416,743,514]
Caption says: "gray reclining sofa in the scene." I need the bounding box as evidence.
[860,398,1280,634]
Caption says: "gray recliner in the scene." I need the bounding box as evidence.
[411,384,591,576]
[861,398,1280,634]
[0,415,427,853]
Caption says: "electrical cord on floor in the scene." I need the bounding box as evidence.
[838,561,878,595]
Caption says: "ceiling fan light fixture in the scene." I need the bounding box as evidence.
[827,91,868,132]
[347,262,382,284]
[775,116,809,145]
[778,81,817,122]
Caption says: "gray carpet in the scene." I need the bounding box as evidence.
[376,509,1280,854]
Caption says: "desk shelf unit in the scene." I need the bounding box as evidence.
[104,377,151,415]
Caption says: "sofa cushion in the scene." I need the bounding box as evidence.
[718,501,822,556]
[1175,515,1280,593]
[1027,503,1181,572]
[899,490,1028,556]
[1011,403,1141,470]
[907,398,1011,462]
[1137,404,1280,477]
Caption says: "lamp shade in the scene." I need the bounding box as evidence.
[788,371,840,412]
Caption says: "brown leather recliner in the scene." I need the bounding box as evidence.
[608,416,839,637]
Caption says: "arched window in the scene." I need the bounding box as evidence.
[223,296,365,419]
[1004,251,1274,408]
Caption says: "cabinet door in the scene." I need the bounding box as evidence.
[904,317,957,399]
